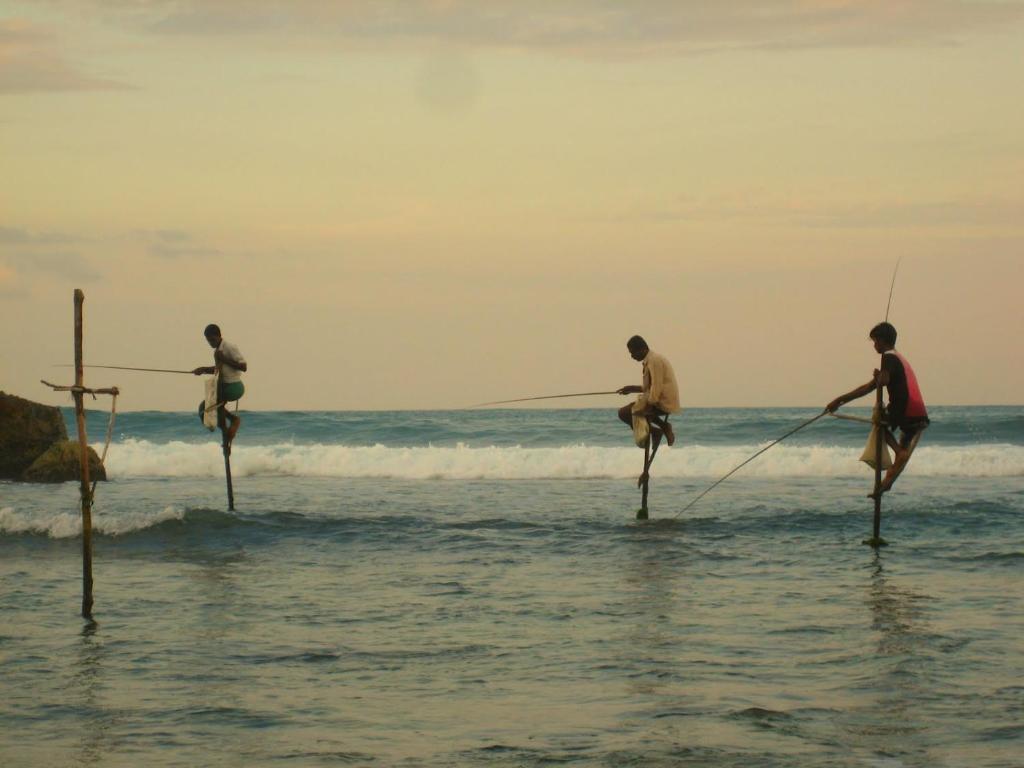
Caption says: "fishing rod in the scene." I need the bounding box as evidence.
[54,364,194,375]
[674,410,829,517]
[672,259,904,518]
[884,257,901,322]
[470,391,620,408]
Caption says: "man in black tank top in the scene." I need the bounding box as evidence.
[826,322,929,495]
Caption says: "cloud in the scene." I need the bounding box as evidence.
[0,226,37,244]
[0,229,96,282]
[0,252,101,281]
[74,1,1024,53]
[0,19,127,93]
[1,226,223,261]
[150,229,192,243]
[148,243,223,259]
[794,199,1024,230]
[133,229,224,259]
[0,226,81,245]
[592,191,1024,230]
[415,51,480,113]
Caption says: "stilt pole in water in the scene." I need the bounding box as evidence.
[864,364,888,548]
[221,431,235,511]
[637,431,651,520]
[73,289,95,618]
[865,257,901,547]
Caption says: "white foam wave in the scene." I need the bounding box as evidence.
[0,504,184,539]
[98,440,1024,480]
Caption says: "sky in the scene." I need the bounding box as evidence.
[2,1,1022,411]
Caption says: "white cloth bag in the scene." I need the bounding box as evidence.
[202,372,220,432]
[859,403,893,470]
[631,396,650,447]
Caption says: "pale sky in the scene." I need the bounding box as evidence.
[2,1,1022,411]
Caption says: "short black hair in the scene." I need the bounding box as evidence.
[626,335,648,351]
[204,323,222,338]
[869,322,897,346]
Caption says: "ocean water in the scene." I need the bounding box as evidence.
[1,406,1021,767]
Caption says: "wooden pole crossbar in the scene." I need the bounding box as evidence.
[41,380,120,397]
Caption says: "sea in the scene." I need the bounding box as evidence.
[1,405,1022,768]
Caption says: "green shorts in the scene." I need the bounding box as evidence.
[219,381,245,402]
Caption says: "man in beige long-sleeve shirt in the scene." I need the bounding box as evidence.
[617,335,681,447]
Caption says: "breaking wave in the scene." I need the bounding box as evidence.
[96,439,1024,480]
[0,504,185,538]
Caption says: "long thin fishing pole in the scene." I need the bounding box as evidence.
[674,410,828,517]
[884,257,901,322]
[55,364,193,375]
[470,391,619,408]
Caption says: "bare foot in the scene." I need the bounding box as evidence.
[867,483,892,500]
[663,422,675,446]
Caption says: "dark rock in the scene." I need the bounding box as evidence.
[0,391,68,480]
[22,440,107,483]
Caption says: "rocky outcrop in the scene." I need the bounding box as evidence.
[22,440,107,483]
[0,391,107,483]
[0,391,68,479]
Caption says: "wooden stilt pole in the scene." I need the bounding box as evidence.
[865,363,888,548]
[637,432,651,520]
[222,430,235,511]
[73,289,95,618]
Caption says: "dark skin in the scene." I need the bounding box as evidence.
[192,332,248,376]
[617,340,674,486]
[826,334,910,496]
[193,332,247,442]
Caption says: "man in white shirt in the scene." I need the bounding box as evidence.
[192,323,247,443]
[617,335,681,447]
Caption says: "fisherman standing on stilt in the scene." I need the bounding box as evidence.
[193,324,247,445]
[617,335,681,488]
[827,322,929,497]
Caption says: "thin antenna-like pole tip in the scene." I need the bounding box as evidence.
[884,257,902,322]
